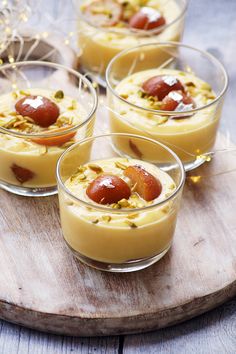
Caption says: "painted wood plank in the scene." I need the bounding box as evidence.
[122,298,236,354]
[0,320,120,354]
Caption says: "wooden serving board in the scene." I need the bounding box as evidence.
[0,101,235,336]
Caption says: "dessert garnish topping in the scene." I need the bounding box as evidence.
[86,174,131,204]
[31,127,76,147]
[125,220,137,228]
[115,160,128,170]
[102,215,112,222]
[142,75,185,100]
[83,0,122,27]
[161,90,195,111]
[124,165,162,201]
[129,7,166,30]
[11,163,35,183]
[15,95,59,127]
[88,164,103,173]
[54,90,64,99]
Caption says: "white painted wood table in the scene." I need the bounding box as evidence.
[0,0,235,352]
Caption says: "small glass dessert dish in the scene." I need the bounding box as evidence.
[76,0,188,85]
[56,133,185,272]
[106,42,228,171]
[0,61,97,197]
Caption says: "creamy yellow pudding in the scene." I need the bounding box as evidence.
[0,89,90,189]
[59,157,179,264]
[109,68,219,164]
[78,0,185,76]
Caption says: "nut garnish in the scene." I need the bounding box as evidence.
[88,164,103,173]
[68,99,77,110]
[77,173,87,181]
[102,215,112,222]
[55,116,72,127]
[120,93,129,99]
[115,161,128,170]
[92,219,99,224]
[54,90,64,99]
[76,165,86,174]
[111,203,122,209]
[118,198,130,207]
[185,82,196,88]
[19,90,30,96]
[125,220,137,228]
[12,92,18,99]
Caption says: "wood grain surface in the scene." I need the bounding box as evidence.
[0,128,235,336]
[0,0,235,352]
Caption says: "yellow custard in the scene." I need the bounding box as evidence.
[109,68,219,163]
[59,157,180,263]
[78,0,184,76]
[0,89,90,188]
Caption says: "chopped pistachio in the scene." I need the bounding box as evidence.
[88,164,103,173]
[204,92,216,99]
[54,90,64,99]
[19,90,30,96]
[169,183,176,190]
[178,72,186,76]
[156,116,168,125]
[125,220,137,228]
[138,90,148,99]
[118,198,130,207]
[66,201,74,206]
[56,116,71,127]
[102,215,111,222]
[68,100,77,110]
[147,95,158,103]
[115,161,128,170]
[76,165,86,174]
[201,82,212,91]
[92,219,99,224]
[12,92,18,99]
[111,203,121,209]
[185,82,196,87]
[77,173,86,181]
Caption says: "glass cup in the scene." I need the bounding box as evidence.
[106,42,228,171]
[0,61,98,197]
[76,0,188,85]
[57,133,185,272]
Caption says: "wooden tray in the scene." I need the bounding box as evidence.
[0,113,235,336]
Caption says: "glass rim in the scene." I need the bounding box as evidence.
[105,41,229,115]
[77,0,188,37]
[0,60,98,138]
[56,132,186,213]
